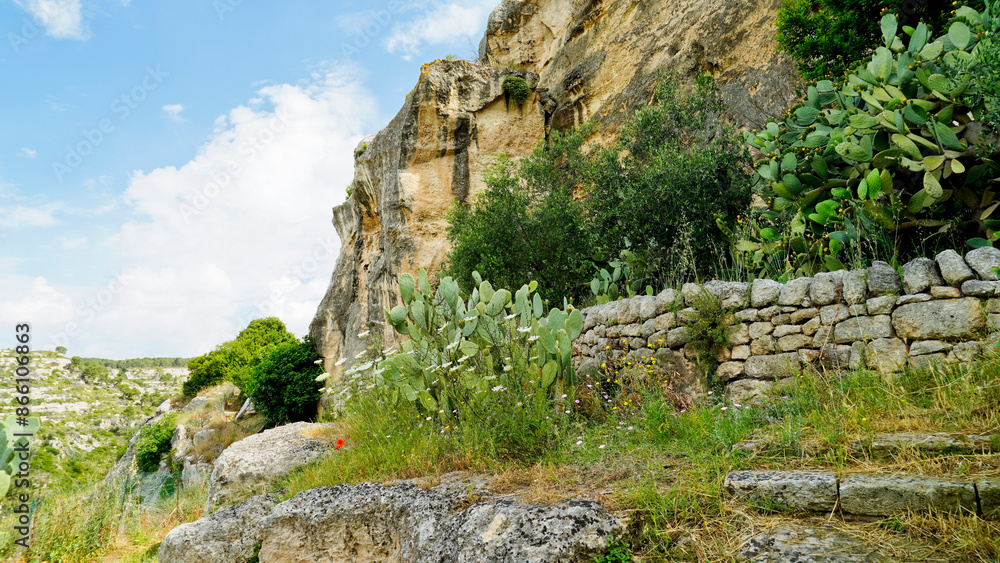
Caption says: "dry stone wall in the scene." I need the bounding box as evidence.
[574,247,1000,399]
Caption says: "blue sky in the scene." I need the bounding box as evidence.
[0,0,498,358]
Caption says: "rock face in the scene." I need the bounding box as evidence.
[310,62,545,377]
[160,479,624,563]
[204,422,339,514]
[310,0,801,378]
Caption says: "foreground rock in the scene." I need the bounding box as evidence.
[204,422,339,514]
[740,523,927,562]
[162,478,624,563]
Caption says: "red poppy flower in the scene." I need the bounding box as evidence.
[335,439,345,449]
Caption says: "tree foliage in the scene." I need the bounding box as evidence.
[182,317,298,396]
[246,338,324,427]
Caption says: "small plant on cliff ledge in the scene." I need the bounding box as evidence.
[502,75,531,107]
[682,290,736,393]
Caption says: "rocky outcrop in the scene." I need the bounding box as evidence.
[160,477,624,563]
[204,422,340,514]
[310,62,545,377]
[479,0,800,138]
[310,0,801,379]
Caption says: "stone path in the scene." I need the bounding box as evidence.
[725,470,998,519]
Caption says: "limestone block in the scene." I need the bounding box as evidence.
[735,308,759,322]
[936,249,976,286]
[666,327,691,348]
[865,338,908,373]
[965,246,1000,280]
[749,322,774,339]
[802,317,821,336]
[716,361,744,381]
[961,280,1000,297]
[908,340,951,356]
[744,353,801,379]
[724,470,838,511]
[978,479,999,520]
[705,280,750,309]
[810,271,845,306]
[839,474,978,516]
[778,334,813,352]
[908,353,949,372]
[833,315,892,343]
[750,336,775,355]
[867,261,901,297]
[896,294,932,305]
[732,345,751,360]
[892,298,985,340]
[930,286,962,299]
[725,379,773,403]
[771,313,792,326]
[843,269,868,304]
[902,258,945,295]
[819,304,849,325]
[865,295,897,315]
[758,305,782,321]
[778,277,812,306]
[750,279,782,308]
[772,324,802,338]
[728,323,751,346]
[790,307,818,324]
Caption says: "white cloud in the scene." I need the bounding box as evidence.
[3,63,377,358]
[14,0,89,40]
[59,235,87,250]
[18,148,37,158]
[384,0,495,60]
[162,104,186,122]
[0,203,62,229]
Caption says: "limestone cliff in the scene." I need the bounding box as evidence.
[311,0,801,376]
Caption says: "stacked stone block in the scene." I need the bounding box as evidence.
[574,248,1000,398]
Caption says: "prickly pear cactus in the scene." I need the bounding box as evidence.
[738,5,1000,276]
[0,415,40,498]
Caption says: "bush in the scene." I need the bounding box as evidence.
[246,338,324,427]
[134,414,177,473]
[587,73,753,286]
[502,75,531,106]
[740,8,1000,276]
[776,0,976,81]
[182,317,298,396]
[445,126,595,302]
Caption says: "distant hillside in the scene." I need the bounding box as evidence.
[0,349,186,487]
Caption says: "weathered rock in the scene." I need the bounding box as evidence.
[896,294,932,305]
[865,433,994,458]
[724,470,838,511]
[866,295,897,315]
[731,345,751,360]
[833,315,893,343]
[749,322,774,339]
[843,269,868,305]
[182,462,213,489]
[908,340,951,356]
[771,313,792,326]
[666,327,692,348]
[979,478,999,520]
[740,524,896,563]
[791,307,819,324]
[772,324,802,338]
[819,304,849,325]
[779,277,812,306]
[865,338,908,373]
[193,428,218,448]
[205,422,339,514]
[156,399,172,415]
[160,493,280,563]
[849,341,866,370]
[163,479,623,563]
[802,317,821,336]
[848,304,867,316]
[735,308,759,322]
[778,334,813,352]
[965,246,1000,280]
[728,323,751,345]
[810,271,845,306]
[751,279,782,308]
[908,353,949,372]
[961,279,1000,297]
[726,378,773,402]
[892,298,985,340]
[758,305,782,320]
[750,336,776,355]
[705,280,749,309]
[902,258,945,295]
[839,474,978,516]
[717,361,744,381]
[867,261,901,297]
[930,286,962,299]
[935,249,976,286]
[949,341,982,362]
[744,353,801,379]
[235,398,256,421]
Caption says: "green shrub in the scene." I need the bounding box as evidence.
[776,0,977,81]
[134,414,177,473]
[182,317,298,396]
[739,7,1000,277]
[246,338,324,427]
[502,75,531,106]
[445,126,595,302]
[587,73,753,286]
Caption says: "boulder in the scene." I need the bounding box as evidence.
[867,261,901,297]
[901,258,945,295]
[892,298,985,340]
[704,280,749,309]
[965,246,1000,280]
[935,249,975,287]
[833,315,893,343]
[778,277,812,306]
[204,422,339,514]
[865,338,908,373]
[740,524,896,563]
[865,295,897,315]
[961,280,1000,297]
[162,479,623,563]
[725,378,773,403]
[810,271,844,306]
[842,269,868,304]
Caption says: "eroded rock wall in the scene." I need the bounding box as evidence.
[311,0,802,377]
[309,62,545,376]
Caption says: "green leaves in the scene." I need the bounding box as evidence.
[949,21,972,50]
[881,13,897,47]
